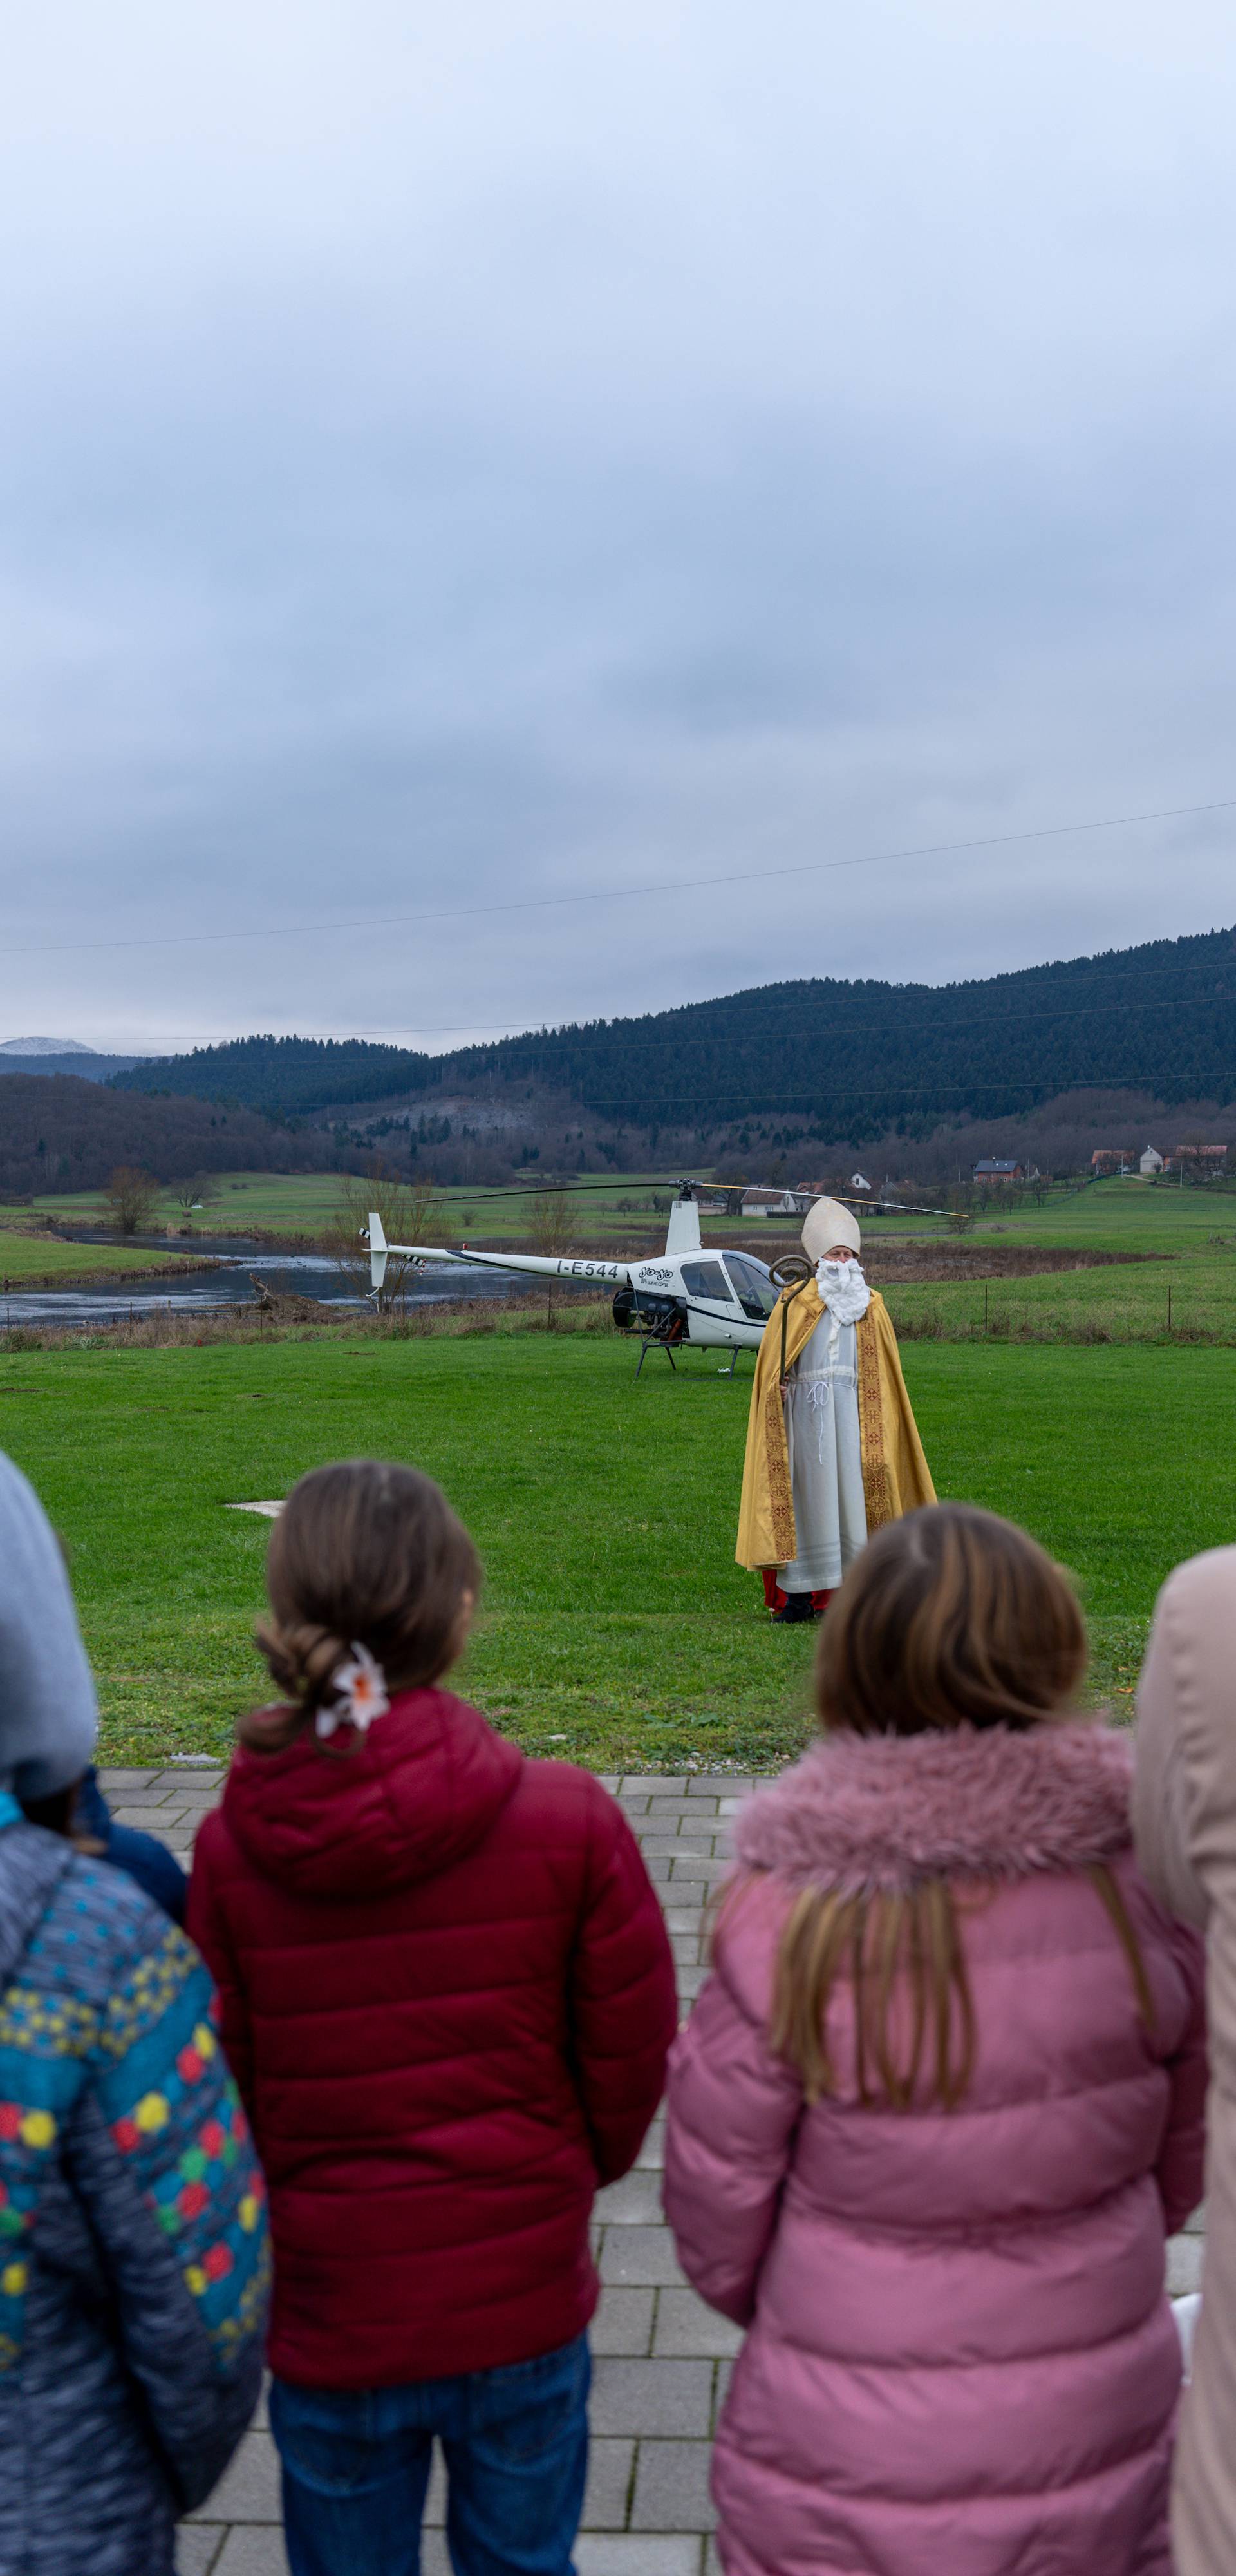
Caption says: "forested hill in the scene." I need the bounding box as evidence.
[0,1052,142,1084]
[0,1075,326,1198]
[115,923,1236,1138]
[117,1034,432,1119]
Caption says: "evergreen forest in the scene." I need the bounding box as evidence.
[111,923,1236,1144]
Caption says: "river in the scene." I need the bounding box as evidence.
[0,1246,528,1331]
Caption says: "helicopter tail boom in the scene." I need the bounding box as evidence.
[369,1235,632,1291]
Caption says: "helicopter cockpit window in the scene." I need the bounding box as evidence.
[679,1260,734,1304]
[724,1255,778,1320]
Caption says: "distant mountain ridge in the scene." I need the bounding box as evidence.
[0,1049,144,1084]
[113,924,1236,1145]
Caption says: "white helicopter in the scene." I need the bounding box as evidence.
[362,1180,921,1374]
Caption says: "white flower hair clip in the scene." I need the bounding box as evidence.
[315,1642,390,1741]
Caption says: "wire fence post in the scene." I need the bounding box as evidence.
[984,1282,989,1334]
[1167,1284,1173,1333]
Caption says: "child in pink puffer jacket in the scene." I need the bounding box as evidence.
[665,1503,1206,2576]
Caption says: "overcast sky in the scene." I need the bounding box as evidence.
[4,0,1236,1056]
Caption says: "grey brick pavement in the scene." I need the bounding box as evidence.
[95,1765,1203,2576]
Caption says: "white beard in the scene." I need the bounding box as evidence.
[816,1258,871,1324]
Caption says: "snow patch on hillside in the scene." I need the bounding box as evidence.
[0,1036,93,1055]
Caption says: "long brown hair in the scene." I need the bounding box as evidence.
[244,1459,481,1751]
[769,1504,1150,2108]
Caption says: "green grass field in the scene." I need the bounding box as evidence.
[912,1175,1236,1255]
[7,1171,1235,1772]
[29,1170,686,1241]
[1,1328,1231,1771]
[735,1174,1236,1260]
[883,1256,1236,1343]
[29,1173,352,1238]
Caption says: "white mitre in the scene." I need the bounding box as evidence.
[801,1195,861,1263]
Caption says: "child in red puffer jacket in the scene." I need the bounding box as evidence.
[190,1458,676,2576]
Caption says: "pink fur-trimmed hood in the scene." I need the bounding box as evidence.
[734,1721,1132,1894]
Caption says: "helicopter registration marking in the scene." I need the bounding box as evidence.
[556,1260,621,1280]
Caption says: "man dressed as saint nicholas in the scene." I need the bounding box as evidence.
[736,1195,935,1622]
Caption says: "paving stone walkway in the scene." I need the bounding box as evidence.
[98,1765,1204,2576]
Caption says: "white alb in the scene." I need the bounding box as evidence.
[780,1264,871,1591]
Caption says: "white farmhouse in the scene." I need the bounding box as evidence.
[1140,1146,1165,1175]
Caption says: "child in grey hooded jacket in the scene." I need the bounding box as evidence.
[0,1450,268,2575]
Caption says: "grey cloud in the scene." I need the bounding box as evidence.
[3,1,1236,1054]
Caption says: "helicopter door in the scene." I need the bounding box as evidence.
[679,1259,736,1304]
[678,1258,743,1345]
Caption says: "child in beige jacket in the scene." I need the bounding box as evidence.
[1134,1546,1236,2576]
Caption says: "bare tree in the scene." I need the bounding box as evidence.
[527,1188,576,1329]
[104,1166,161,1236]
[324,1164,442,1313]
[171,1171,220,1217]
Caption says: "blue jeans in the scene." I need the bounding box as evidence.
[270,2335,591,2576]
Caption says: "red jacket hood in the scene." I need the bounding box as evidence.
[220,1687,524,1900]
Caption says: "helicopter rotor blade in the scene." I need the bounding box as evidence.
[725,1184,950,1220]
[367,1175,715,1209]
[363,1171,950,1220]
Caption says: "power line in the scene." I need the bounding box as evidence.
[8,795,1236,960]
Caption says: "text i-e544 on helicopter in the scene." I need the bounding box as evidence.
[362,1184,782,1366]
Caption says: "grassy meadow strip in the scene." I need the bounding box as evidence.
[884,1256,1236,1342]
[28,1170,684,1242]
[0,1226,201,1288]
[26,1163,1236,1260]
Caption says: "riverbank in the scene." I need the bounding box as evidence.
[5,1249,1233,1348]
[0,1284,610,1351]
